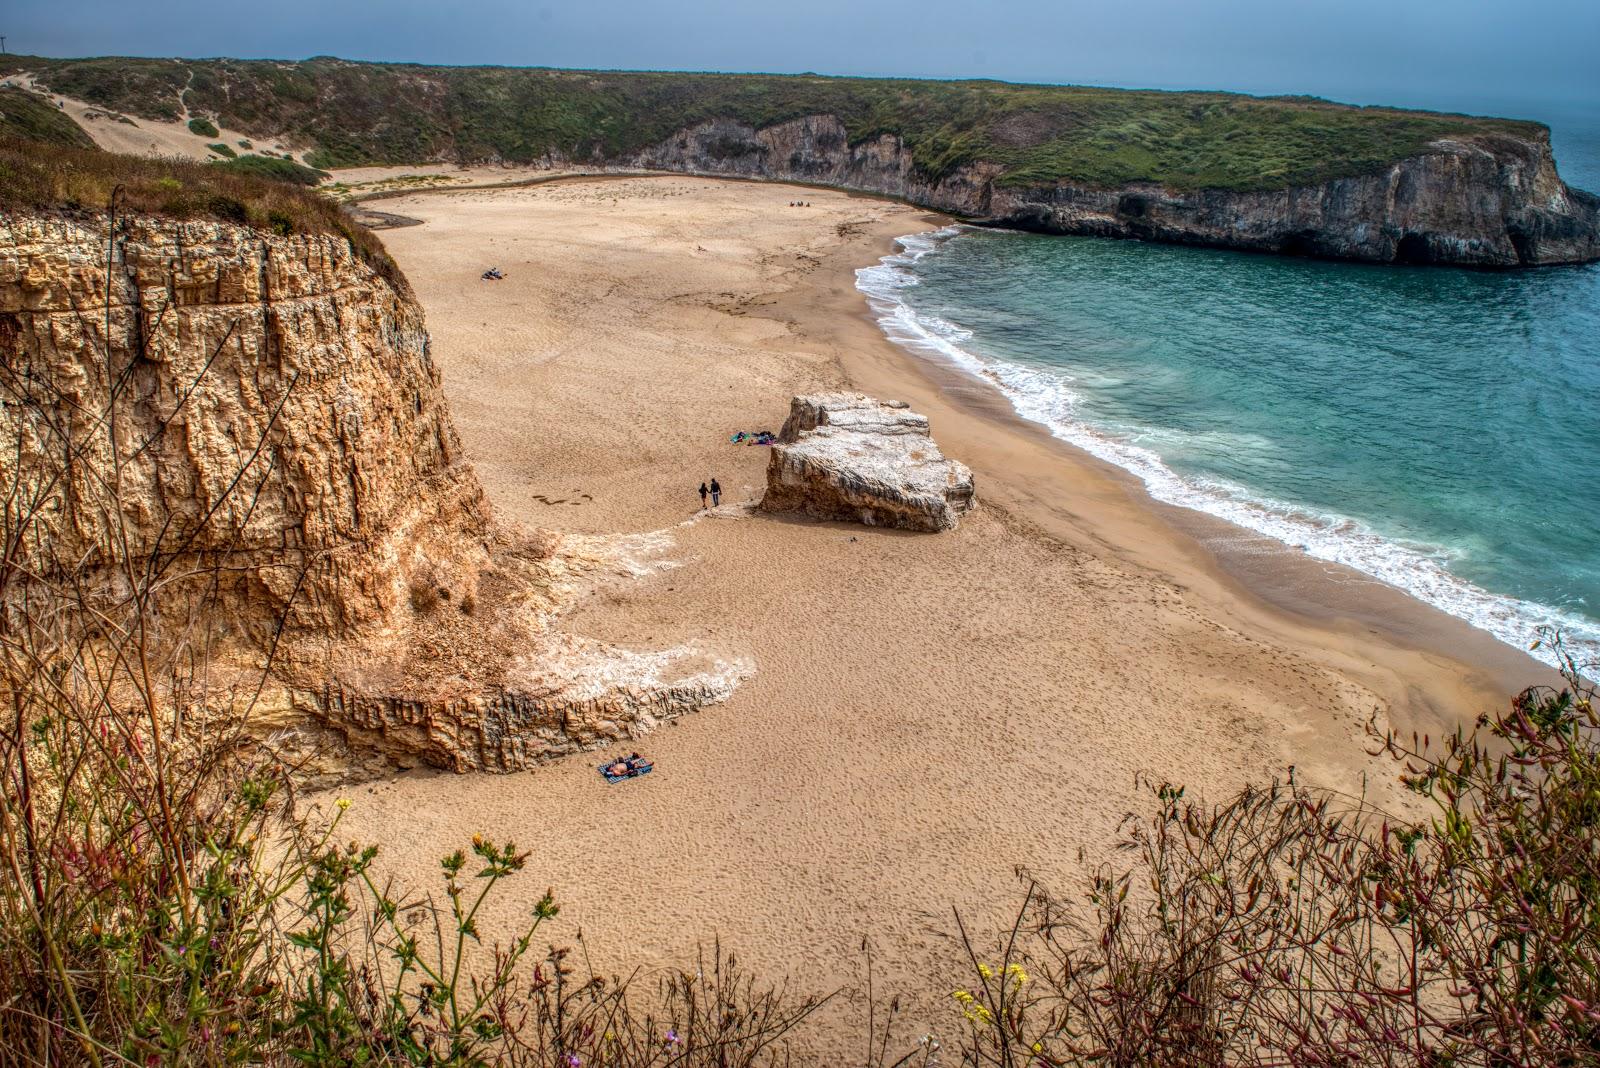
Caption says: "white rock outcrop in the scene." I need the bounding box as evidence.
[760,394,975,532]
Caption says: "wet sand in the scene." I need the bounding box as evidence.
[334,175,1537,1057]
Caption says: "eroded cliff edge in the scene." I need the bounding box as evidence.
[0,211,744,781]
[629,115,1599,267]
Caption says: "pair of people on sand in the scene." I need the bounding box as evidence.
[698,479,722,509]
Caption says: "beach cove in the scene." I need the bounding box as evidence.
[332,174,1545,1055]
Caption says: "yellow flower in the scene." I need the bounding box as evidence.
[335,798,351,811]
[977,962,994,980]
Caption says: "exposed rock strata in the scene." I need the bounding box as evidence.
[629,115,1600,267]
[0,211,487,648]
[0,211,740,779]
[313,636,746,773]
[761,394,975,532]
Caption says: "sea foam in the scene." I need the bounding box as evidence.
[856,228,1600,671]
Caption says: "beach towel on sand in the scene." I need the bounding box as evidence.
[598,760,653,783]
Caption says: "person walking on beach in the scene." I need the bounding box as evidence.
[698,481,709,509]
[710,478,722,507]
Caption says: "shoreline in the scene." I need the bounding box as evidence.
[835,229,1547,700]
[338,175,1539,1057]
[336,166,1548,693]
[778,210,1538,729]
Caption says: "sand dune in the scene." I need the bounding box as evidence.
[332,176,1528,1057]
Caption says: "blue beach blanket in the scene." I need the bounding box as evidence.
[598,759,653,783]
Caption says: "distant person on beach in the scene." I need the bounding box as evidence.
[699,481,709,509]
[710,478,722,506]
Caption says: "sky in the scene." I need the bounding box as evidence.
[6,0,1598,117]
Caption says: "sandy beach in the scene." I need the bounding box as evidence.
[334,175,1540,1055]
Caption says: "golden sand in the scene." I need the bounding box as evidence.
[333,175,1532,1055]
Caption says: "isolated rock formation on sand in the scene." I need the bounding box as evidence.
[761,393,976,532]
[0,210,742,780]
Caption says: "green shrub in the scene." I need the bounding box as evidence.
[952,634,1600,1067]
[207,141,236,158]
[187,115,219,137]
[0,86,94,148]
[214,153,329,186]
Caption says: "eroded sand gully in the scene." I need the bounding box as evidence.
[332,176,1527,1054]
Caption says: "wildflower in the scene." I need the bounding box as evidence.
[953,989,992,1024]
[666,1029,680,1045]
[564,1054,581,1067]
[1005,962,1029,986]
[977,962,994,980]
[336,797,351,811]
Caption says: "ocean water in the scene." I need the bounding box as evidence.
[857,104,1600,668]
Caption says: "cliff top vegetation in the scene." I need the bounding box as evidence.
[0,85,96,148]
[0,129,400,285]
[1,54,1550,191]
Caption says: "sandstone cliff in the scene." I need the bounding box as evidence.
[629,116,1599,267]
[0,210,742,779]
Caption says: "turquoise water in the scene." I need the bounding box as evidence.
[857,106,1600,667]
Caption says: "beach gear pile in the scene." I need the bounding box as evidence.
[730,430,777,446]
[598,753,653,783]
[481,267,505,281]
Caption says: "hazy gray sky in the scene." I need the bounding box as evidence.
[7,0,1598,113]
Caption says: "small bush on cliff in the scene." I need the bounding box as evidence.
[215,152,330,186]
[188,115,220,137]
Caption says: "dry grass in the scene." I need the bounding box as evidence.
[0,132,404,290]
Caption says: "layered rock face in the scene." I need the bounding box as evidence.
[0,211,740,779]
[630,116,1600,267]
[761,394,975,532]
[1,212,487,649]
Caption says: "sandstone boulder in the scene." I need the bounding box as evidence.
[760,393,975,531]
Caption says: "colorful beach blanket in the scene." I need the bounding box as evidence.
[598,759,653,783]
